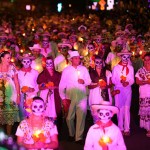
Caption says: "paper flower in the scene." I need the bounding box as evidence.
[32,130,46,142]
[46,81,54,88]
[21,86,29,93]
[99,79,107,87]
[120,75,126,81]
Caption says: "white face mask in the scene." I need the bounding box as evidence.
[95,59,103,68]
[22,58,31,68]
[31,100,45,116]
[87,44,95,52]
[46,59,53,69]
[98,109,113,123]
[121,54,131,63]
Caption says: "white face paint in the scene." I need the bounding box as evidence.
[42,37,49,48]
[46,59,53,69]
[22,58,31,68]
[121,54,131,64]
[98,109,113,123]
[95,59,103,68]
[87,44,95,52]
[31,100,45,116]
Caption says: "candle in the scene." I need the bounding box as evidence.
[132,51,135,56]
[33,129,42,138]
[78,37,83,42]
[99,135,112,146]
[11,58,15,63]
[99,79,106,87]
[139,50,143,55]
[20,49,24,53]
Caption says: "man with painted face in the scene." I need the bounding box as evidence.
[16,96,58,150]
[111,48,134,136]
[54,41,72,73]
[84,101,126,150]
[18,52,39,120]
[37,56,62,136]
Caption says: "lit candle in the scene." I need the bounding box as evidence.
[139,50,143,55]
[132,51,135,56]
[11,58,15,63]
[33,129,42,138]
[20,49,24,53]
[99,79,106,87]
[22,33,26,36]
[78,37,83,42]
[102,135,111,143]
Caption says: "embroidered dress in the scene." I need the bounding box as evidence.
[135,67,150,130]
[0,65,20,125]
[15,118,58,150]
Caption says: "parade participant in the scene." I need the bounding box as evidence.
[18,51,39,120]
[37,56,61,121]
[16,96,58,150]
[59,51,91,143]
[54,40,72,73]
[0,50,20,135]
[88,55,112,106]
[29,44,44,73]
[111,48,134,136]
[84,101,126,150]
[135,53,150,137]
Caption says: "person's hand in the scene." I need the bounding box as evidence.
[122,81,129,87]
[78,79,85,84]
[33,141,45,149]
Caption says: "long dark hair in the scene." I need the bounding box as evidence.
[0,51,10,63]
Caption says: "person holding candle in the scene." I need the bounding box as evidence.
[88,55,113,107]
[0,50,20,136]
[59,50,91,144]
[15,96,58,150]
[135,53,150,137]
[111,48,134,136]
[84,101,126,150]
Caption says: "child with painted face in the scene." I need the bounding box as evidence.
[84,101,126,150]
[16,96,59,150]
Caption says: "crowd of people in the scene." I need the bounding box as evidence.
[0,5,150,149]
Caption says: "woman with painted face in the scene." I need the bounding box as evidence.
[135,53,150,137]
[37,56,62,135]
[0,50,20,136]
[18,52,39,120]
[16,96,59,150]
[111,49,134,136]
[88,55,113,107]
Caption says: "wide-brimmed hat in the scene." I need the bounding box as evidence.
[18,52,35,60]
[78,25,87,31]
[29,44,42,51]
[68,50,83,59]
[91,101,119,115]
[117,48,132,56]
[58,40,72,49]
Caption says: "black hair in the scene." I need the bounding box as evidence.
[32,96,44,102]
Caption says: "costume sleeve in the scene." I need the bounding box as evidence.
[111,66,121,85]
[15,121,25,137]
[127,66,134,86]
[59,68,68,100]
[83,67,91,86]
[114,130,127,150]
[84,127,94,150]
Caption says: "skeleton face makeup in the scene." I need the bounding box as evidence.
[46,59,53,69]
[42,37,49,48]
[87,44,95,52]
[22,58,31,68]
[98,109,113,123]
[121,54,131,63]
[95,59,103,68]
[31,100,45,116]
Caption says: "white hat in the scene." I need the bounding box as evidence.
[58,40,72,49]
[117,48,132,56]
[91,101,119,115]
[18,53,35,60]
[78,25,87,31]
[29,44,42,51]
[68,51,82,59]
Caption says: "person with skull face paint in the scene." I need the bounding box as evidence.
[111,49,134,136]
[16,96,59,150]
[88,55,113,108]
[37,56,62,135]
[18,52,39,120]
[84,101,126,150]
[54,40,72,73]
[59,51,91,143]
